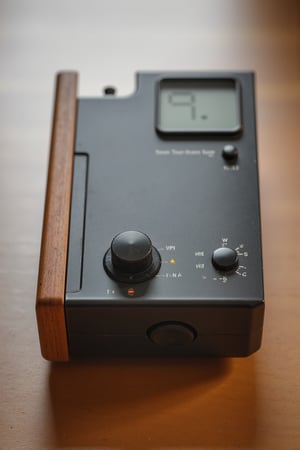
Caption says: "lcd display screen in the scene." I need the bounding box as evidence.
[157,79,241,133]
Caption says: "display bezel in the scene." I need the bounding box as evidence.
[156,77,242,136]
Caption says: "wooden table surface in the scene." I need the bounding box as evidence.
[1,1,299,449]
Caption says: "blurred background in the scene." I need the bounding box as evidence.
[1,1,299,449]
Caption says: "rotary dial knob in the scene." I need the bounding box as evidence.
[104,231,161,283]
[212,247,239,272]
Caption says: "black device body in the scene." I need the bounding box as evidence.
[65,71,264,358]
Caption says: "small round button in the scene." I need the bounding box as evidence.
[103,86,116,95]
[148,322,196,346]
[212,247,239,271]
[222,144,238,160]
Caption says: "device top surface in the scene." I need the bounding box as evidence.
[66,71,263,306]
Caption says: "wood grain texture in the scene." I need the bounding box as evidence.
[36,72,78,361]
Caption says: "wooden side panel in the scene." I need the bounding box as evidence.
[36,72,78,361]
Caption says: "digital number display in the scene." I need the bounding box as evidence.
[157,79,241,133]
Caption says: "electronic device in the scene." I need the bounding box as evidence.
[36,71,264,361]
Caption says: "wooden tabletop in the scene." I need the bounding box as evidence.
[1,1,299,449]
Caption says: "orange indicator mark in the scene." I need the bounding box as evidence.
[127,288,135,296]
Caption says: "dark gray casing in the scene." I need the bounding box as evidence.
[66,72,264,357]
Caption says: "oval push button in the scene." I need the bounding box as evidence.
[148,322,196,346]
[212,247,239,271]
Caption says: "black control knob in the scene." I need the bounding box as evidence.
[111,231,152,273]
[212,247,239,272]
[104,231,161,283]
